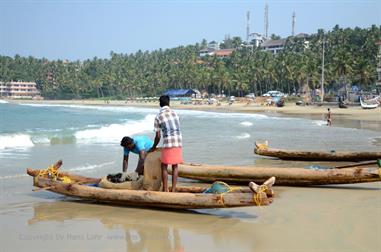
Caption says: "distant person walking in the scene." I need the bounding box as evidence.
[149,95,183,192]
[326,108,332,126]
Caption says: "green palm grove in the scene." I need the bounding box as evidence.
[0,25,380,99]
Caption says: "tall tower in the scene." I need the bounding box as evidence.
[246,11,250,43]
[264,3,269,38]
[292,11,296,36]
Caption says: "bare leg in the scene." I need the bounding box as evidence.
[161,163,168,192]
[171,164,178,192]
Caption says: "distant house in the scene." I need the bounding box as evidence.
[0,81,40,98]
[198,48,234,58]
[208,41,220,50]
[213,49,234,58]
[164,89,196,97]
[248,33,266,47]
[261,38,287,54]
[199,48,215,57]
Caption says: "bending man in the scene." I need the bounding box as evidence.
[120,136,153,176]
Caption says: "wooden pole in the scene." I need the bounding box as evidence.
[335,161,377,169]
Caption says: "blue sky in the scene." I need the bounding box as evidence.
[0,0,380,60]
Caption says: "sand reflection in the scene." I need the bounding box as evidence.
[28,201,259,252]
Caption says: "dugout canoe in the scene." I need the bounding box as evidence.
[254,141,381,161]
[26,161,274,209]
[176,163,381,186]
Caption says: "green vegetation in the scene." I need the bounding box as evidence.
[0,25,380,99]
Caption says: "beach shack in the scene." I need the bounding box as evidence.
[163,89,197,98]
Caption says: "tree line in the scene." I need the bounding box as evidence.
[0,25,380,99]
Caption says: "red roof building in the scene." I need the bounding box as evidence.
[213,49,234,58]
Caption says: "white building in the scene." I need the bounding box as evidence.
[248,33,266,47]
[207,41,220,50]
[0,81,40,98]
[261,38,287,54]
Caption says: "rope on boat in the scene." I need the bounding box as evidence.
[211,181,240,205]
[253,185,268,206]
[37,165,72,183]
[211,181,266,206]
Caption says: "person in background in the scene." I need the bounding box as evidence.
[120,136,153,176]
[326,108,332,126]
[149,95,183,192]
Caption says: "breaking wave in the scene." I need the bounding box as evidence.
[0,134,34,150]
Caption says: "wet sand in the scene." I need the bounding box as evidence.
[1,181,380,252]
[1,98,381,251]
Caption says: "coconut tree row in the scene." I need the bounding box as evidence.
[0,25,379,99]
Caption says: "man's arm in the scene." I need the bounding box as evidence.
[149,131,161,152]
[135,150,146,175]
[123,155,129,173]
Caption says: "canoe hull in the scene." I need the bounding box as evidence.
[27,168,272,209]
[254,141,381,161]
[177,163,381,186]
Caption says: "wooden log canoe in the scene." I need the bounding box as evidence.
[254,141,381,161]
[26,164,274,209]
[176,163,381,186]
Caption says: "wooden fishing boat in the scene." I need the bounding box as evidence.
[254,141,381,161]
[175,162,381,186]
[360,98,379,109]
[27,160,274,209]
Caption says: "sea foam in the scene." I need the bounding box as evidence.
[240,121,253,127]
[75,114,156,143]
[0,134,34,150]
[236,133,251,139]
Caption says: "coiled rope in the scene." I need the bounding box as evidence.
[37,165,72,183]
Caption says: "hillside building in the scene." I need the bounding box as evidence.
[0,81,40,98]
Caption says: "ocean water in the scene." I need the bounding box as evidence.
[0,101,380,182]
[0,101,380,252]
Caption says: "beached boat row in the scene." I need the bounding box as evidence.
[27,142,381,210]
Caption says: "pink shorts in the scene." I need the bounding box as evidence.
[161,147,183,165]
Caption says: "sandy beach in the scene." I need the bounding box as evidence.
[1,98,380,252]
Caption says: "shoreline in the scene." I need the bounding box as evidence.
[7,98,381,131]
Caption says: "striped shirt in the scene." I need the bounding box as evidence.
[154,106,182,148]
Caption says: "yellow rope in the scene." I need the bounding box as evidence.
[37,165,72,183]
[253,185,268,206]
[213,181,234,205]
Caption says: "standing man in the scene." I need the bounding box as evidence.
[149,95,183,192]
[120,136,153,176]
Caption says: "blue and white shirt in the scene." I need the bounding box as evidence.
[154,106,182,148]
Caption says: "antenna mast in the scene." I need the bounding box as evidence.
[292,11,296,36]
[246,11,250,43]
[264,3,269,38]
